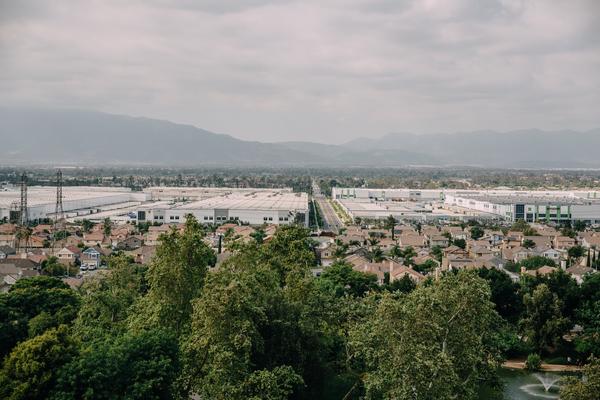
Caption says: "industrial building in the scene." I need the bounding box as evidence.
[0,185,309,226]
[136,190,309,226]
[444,193,600,224]
[0,186,149,222]
[333,188,600,223]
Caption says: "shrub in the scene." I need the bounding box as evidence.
[525,353,542,371]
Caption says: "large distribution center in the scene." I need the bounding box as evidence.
[0,186,308,226]
[136,190,309,226]
[0,186,149,222]
[332,188,600,223]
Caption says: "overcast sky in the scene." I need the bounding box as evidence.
[1,0,599,143]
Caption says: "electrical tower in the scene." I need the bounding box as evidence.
[19,172,28,226]
[54,169,64,228]
[52,169,65,252]
[15,173,30,252]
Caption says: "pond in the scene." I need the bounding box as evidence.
[479,369,574,399]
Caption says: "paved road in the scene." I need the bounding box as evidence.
[311,179,344,233]
[315,197,344,233]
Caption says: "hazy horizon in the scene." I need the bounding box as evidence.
[1,0,599,144]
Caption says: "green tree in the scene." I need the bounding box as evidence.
[102,218,112,237]
[41,256,67,277]
[477,268,523,323]
[568,245,585,260]
[560,356,600,400]
[319,261,378,297]
[52,329,180,400]
[470,225,484,240]
[522,239,536,249]
[453,238,466,249]
[129,215,215,336]
[182,226,343,399]
[573,220,587,232]
[350,271,501,399]
[75,256,146,341]
[250,227,266,244]
[385,274,416,293]
[0,277,79,357]
[0,325,77,400]
[520,284,570,352]
[519,256,556,270]
[384,215,396,240]
[81,219,94,233]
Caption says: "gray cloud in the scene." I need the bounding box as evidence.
[0,0,599,143]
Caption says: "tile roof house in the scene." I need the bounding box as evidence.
[523,265,557,277]
[554,236,576,250]
[116,236,143,251]
[390,264,425,283]
[0,245,16,259]
[83,232,106,247]
[566,265,595,284]
[428,234,450,248]
[398,234,427,248]
[57,246,82,264]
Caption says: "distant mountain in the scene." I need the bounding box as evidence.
[344,130,600,168]
[1,108,598,168]
[0,108,322,166]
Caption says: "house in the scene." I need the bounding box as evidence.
[353,262,387,284]
[484,230,504,246]
[554,236,576,250]
[344,253,371,269]
[315,240,337,266]
[581,235,600,250]
[83,232,105,247]
[566,265,595,284]
[377,238,398,251]
[523,265,557,277]
[536,247,562,262]
[127,245,156,265]
[442,226,466,240]
[0,224,17,235]
[0,263,40,292]
[80,247,104,270]
[390,264,425,283]
[0,234,15,247]
[428,234,450,248]
[0,245,16,259]
[398,234,427,249]
[116,236,143,251]
[522,235,553,249]
[56,246,82,264]
[468,246,495,258]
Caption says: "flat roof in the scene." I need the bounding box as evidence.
[174,191,308,211]
[0,186,132,208]
[454,195,596,206]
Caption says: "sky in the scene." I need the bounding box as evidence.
[1,0,599,144]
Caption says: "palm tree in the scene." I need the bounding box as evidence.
[389,245,403,260]
[368,238,380,248]
[369,246,384,263]
[384,215,397,240]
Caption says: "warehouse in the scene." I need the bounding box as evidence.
[0,186,150,222]
[333,187,600,223]
[136,190,309,226]
[444,194,600,224]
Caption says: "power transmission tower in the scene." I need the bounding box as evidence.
[52,170,66,253]
[15,173,30,252]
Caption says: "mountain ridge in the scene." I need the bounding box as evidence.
[1,108,598,168]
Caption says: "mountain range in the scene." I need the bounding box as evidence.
[1,108,598,168]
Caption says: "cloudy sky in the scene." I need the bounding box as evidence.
[1,0,599,143]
